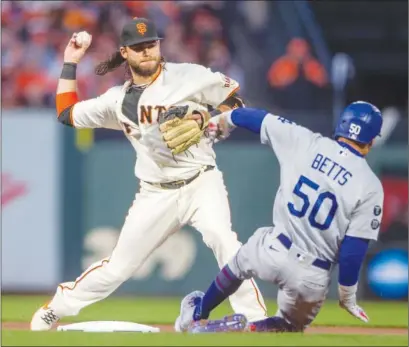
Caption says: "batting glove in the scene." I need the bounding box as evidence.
[207,111,236,142]
[338,284,369,323]
[339,301,369,323]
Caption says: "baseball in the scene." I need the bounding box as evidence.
[75,31,91,48]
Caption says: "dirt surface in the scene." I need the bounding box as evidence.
[2,322,407,335]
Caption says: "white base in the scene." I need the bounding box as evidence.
[57,321,160,333]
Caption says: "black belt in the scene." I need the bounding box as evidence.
[277,233,332,271]
[145,165,215,189]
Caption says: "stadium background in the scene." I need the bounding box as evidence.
[2,1,408,303]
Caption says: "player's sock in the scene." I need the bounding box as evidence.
[247,316,298,332]
[194,265,243,321]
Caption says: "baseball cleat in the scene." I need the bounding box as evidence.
[174,290,204,332]
[245,316,300,333]
[188,313,248,333]
[30,303,60,331]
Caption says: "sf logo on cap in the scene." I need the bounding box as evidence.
[136,23,147,35]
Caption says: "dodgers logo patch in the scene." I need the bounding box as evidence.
[373,205,382,216]
[371,219,380,230]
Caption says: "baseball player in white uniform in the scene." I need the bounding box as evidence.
[176,101,384,333]
[30,18,267,331]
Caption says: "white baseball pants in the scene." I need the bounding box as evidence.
[48,168,267,322]
[228,226,332,330]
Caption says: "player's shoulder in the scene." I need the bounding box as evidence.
[105,83,134,102]
[165,62,208,72]
[91,84,126,109]
[103,84,125,97]
[313,136,340,151]
[356,165,383,205]
[165,62,216,79]
[362,162,383,194]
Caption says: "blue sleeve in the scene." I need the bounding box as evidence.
[338,235,370,286]
[230,108,269,133]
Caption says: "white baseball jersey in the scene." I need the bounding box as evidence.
[70,62,239,183]
[260,114,384,262]
[48,65,268,324]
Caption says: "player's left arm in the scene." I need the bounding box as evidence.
[337,182,384,322]
[158,68,244,154]
[209,91,245,116]
[192,68,244,127]
[198,68,242,109]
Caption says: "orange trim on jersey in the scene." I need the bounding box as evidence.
[225,86,240,100]
[215,86,242,113]
[126,63,162,89]
[56,92,78,116]
[148,64,162,86]
[250,278,268,317]
[58,259,109,291]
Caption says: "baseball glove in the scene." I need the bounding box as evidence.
[158,105,211,155]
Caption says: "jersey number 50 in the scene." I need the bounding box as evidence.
[288,175,338,231]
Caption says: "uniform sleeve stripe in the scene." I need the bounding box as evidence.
[56,92,78,116]
[226,86,240,100]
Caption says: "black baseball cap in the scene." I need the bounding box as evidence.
[120,17,163,47]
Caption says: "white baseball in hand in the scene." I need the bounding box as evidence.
[75,31,92,48]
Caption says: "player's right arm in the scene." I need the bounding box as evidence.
[56,32,120,130]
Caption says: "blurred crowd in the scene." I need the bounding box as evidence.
[2,0,244,108]
[3,0,406,124]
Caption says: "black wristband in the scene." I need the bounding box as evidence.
[60,63,77,80]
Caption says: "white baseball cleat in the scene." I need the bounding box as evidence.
[174,290,204,332]
[30,303,60,331]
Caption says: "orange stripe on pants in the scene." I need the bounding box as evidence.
[58,260,110,291]
[250,278,268,317]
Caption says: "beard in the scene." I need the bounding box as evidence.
[129,57,161,77]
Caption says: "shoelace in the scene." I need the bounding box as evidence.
[41,310,58,325]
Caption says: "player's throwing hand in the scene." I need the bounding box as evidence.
[64,31,92,64]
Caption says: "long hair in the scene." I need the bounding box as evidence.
[94,51,166,78]
[94,51,127,76]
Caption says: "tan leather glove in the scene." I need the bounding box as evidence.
[158,106,211,155]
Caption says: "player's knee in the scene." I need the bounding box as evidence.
[229,255,253,280]
[298,285,328,304]
[204,228,240,247]
[204,231,241,257]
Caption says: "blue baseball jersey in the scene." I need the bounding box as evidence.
[260,114,384,262]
